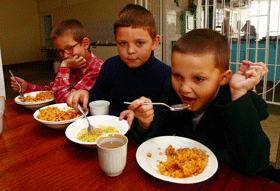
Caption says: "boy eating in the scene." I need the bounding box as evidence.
[126,29,272,177]
[10,19,103,103]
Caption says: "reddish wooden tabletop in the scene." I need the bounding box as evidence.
[1,99,280,190]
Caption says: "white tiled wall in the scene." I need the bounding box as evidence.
[163,0,183,66]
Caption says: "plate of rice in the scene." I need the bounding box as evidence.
[65,115,129,148]
[15,91,54,110]
[136,136,218,184]
[33,103,87,130]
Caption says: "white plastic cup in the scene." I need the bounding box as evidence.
[89,100,110,115]
[96,133,128,177]
[0,111,3,135]
[0,96,5,112]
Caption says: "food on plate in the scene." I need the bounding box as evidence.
[20,90,54,102]
[77,125,119,142]
[147,152,152,157]
[37,106,81,121]
[156,145,209,178]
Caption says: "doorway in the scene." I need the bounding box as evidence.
[41,15,53,49]
[40,15,53,62]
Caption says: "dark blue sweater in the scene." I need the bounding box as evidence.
[131,78,270,175]
[89,52,171,116]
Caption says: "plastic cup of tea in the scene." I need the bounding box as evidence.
[0,96,5,112]
[0,111,3,135]
[96,133,128,177]
[89,100,110,115]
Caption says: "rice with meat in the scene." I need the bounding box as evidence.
[157,145,209,178]
[77,125,119,142]
[37,106,81,121]
[21,90,54,102]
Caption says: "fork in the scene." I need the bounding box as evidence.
[77,104,100,134]
[124,101,191,111]
[9,70,25,101]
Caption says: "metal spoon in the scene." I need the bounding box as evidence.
[77,104,100,134]
[9,70,25,101]
[124,102,191,111]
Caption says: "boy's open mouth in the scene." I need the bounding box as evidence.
[182,96,197,104]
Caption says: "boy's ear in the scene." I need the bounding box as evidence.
[152,35,161,50]
[219,70,232,86]
[82,37,90,49]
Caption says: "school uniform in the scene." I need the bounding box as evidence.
[132,78,271,175]
[25,50,103,103]
[89,52,171,116]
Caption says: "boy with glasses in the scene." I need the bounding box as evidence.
[10,19,103,103]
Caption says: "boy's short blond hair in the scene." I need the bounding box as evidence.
[114,4,157,39]
[172,29,230,71]
[51,19,87,43]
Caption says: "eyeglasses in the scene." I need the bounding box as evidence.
[56,42,79,57]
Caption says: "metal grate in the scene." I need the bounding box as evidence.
[135,0,164,61]
[197,0,280,105]
[137,0,280,105]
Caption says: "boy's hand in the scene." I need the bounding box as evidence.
[61,55,86,68]
[229,61,268,101]
[66,90,89,112]
[119,110,134,128]
[10,76,28,93]
[127,96,154,128]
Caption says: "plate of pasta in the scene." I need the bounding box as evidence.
[136,136,218,184]
[33,103,88,130]
[65,115,129,148]
[15,91,54,110]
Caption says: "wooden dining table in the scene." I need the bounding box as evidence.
[1,98,280,191]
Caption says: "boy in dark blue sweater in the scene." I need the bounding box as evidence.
[125,29,280,183]
[66,4,171,121]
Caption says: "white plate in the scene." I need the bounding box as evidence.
[65,115,129,148]
[136,136,218,184]
[15,91,54,110]
[34,103,87,130]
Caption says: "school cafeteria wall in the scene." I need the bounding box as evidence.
[37,0,134,44]
[0,0,133,66]
[0,0,41,66]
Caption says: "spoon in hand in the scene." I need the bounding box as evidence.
[77,104,100,134]
[124,102,191,111]
[9,70,25,101]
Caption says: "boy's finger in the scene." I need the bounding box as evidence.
[119,110,128,120]
[66,95,74,109]
[245,69,259,80]
[242,60,254,65]
[82,96,88,109]
[128,99,143,110]
[248,65,266,77]
[119,110,134,127]
[237,63,249,75]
